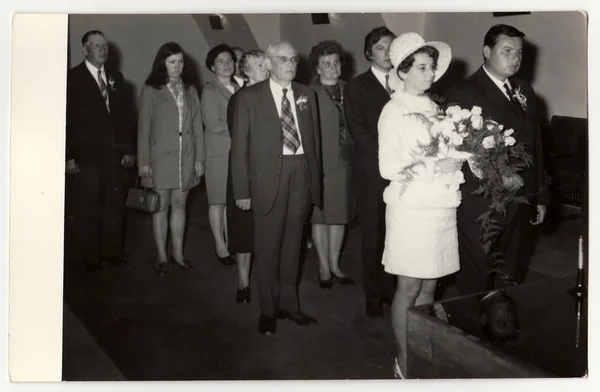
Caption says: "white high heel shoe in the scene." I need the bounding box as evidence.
[393,357,406,379]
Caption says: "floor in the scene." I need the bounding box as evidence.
[61,184,583,381]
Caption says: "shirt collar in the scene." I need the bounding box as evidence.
[85,59,105,76]
[483,65,512,90]
[370,65,389,79]
[269,78,293,95]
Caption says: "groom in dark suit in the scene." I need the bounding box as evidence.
[66,30,136,272]
[445,24,550,295]
[343,26,397,319]
[231,41,322,335]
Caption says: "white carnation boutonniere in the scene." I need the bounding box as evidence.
[512,86,527,111]
[108,75,116,91]
[295,95,308,111]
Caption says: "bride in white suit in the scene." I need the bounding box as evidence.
[378,33,464,379]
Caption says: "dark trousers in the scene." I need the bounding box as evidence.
[254,155,311,317]
[455,204,536,295]
[74,161,126,264]
[355,168,396,308]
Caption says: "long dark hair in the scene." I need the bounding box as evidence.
[144,42,193,89]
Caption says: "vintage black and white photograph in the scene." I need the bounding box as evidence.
[57,10,588,381]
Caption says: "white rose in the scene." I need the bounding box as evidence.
[446,105,461,117]
[458,123,466,132]
[482,135,496,149]
[486,123,495,131]
[460,109,472,120]
[504,136,516,146]
[440,120,455,138]
[471,106,482,116]
[504,128,514,137]
[498,124,504,131]
[450,133,464,146]
[471,115,483,130]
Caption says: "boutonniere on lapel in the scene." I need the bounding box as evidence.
[108,75,116,91]
[295,95,308,111]
[512,86,527,111]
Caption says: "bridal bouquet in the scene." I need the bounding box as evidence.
[406,104,533,285]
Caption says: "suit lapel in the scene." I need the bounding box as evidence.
[261,80,281,121]
[476,67,523,122]
[365,69,391,99]
[291,83,305,135]
[79,62,109,113]
[105,69,116,114]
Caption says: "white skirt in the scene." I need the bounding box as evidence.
[382,205,460,279]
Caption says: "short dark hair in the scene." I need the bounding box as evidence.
[364,26,396,61]
[205,44,237,72]
[308,40,345,75]
[239,50,265,79]
[484,24,525,48]
[397,45,439,76]
[81,30,105,46]
[144,42,193,89]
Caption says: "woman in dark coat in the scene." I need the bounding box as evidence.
[309,40,355,289]
[226,50,270,303]
[138,42,205,275]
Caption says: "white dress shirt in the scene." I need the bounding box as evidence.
[269,78,304,155]
[483,65,513,101]
[371,65,391,92]
[233,75,246,87]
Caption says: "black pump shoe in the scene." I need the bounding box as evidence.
[318,275,333,289]
[156,261,169,276]
[170,256,194,271]
[215,251,236,266]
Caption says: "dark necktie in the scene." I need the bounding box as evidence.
[503,82,517,104]
[280,88,301,153]
[385,74,393,95]
[97,69,109,109]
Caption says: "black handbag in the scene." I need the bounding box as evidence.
[126,177,160,213]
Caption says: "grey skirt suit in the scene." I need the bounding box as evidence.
[311,80,354,225]
[201,78,238,204]
[137,84,205,191]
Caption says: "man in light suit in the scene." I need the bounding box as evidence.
[231,41,322,335]
[66,30,136,272]
[445,24,549,295]
[343,26,397,319]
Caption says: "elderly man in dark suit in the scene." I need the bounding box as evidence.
[231,41,322,335]
[343,26,397,319]
[66,30,135,272]
[445,24,549,295]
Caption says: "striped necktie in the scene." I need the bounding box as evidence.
[97,69,109,109]
[280,88,301,153]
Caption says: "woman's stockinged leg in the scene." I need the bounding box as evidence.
[391,275,423,377]
[169,189,189,263]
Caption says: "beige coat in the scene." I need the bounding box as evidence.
[137,84,205,190]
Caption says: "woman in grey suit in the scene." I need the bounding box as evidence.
[309,40,355,289]
[201,44,239,265]
[138,42,205,275]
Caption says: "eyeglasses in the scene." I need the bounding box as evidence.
[319,59,341,69]
[268,56,300,65]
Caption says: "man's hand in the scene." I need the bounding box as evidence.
[236,198,251,210]
[530,205,547,226]
[66,159,79,175]
[121,155,136,168]
[139,165,152,178]
[195,161,205,177]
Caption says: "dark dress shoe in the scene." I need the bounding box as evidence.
[258,313,276,335]
[102,255,127,268]
[367,304,384,319]
[332,273,355,285]
[170,256,194,271]
[276,310,317,325]
[236,287,251,303]
[318,275,333,289]
[82,260,102,273]
[156,261,169,276]
[215,251,236,266]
